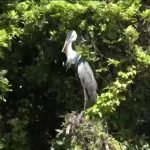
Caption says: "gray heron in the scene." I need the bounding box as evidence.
[62,30,97,110]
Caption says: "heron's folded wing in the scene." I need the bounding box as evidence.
[77,61,97,102]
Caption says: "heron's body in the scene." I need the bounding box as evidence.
[62,30,97,109]
[77,61,97,103]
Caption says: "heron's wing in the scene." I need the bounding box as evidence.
[77,61,97,102]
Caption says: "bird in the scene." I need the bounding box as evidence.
[62,30,97,110]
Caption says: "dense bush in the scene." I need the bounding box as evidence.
[0,0,150,149]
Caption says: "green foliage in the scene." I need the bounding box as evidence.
[87,65,137,117]
[124,25,139,43]
[0,70,11,101]
[134,45,150,66]
[141,9,150,20]
[0,0,149,149]
[0,29,10,48]
[0,99,30,150]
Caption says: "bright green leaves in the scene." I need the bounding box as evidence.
[15,1,41,26]
[122,2,141,21]
[0,29,10,48]
[134,45,150,67]
[107,58,120,67]
[7,10,18,20]
[16,1,30,12]
[141,9,150,20]
[76,44,97,63]
[87,66,137,117]
[0,70,11,102]
[124,25,139,43]
[23,10,38,25]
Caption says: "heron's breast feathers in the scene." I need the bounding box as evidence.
[67,50,80,65]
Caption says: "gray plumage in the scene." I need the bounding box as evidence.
[77,61,97,103]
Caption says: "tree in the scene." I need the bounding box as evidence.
[0,0,150,149]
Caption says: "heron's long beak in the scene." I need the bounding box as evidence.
[62,40,67,53]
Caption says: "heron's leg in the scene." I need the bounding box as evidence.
[66,61,71,72]
[83,89,88,110]
[76,111,84,124]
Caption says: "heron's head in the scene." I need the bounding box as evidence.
[62,30,77,53]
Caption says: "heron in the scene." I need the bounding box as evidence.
[62,30,97,110]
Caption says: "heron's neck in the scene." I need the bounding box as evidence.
[66,42,74,56]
